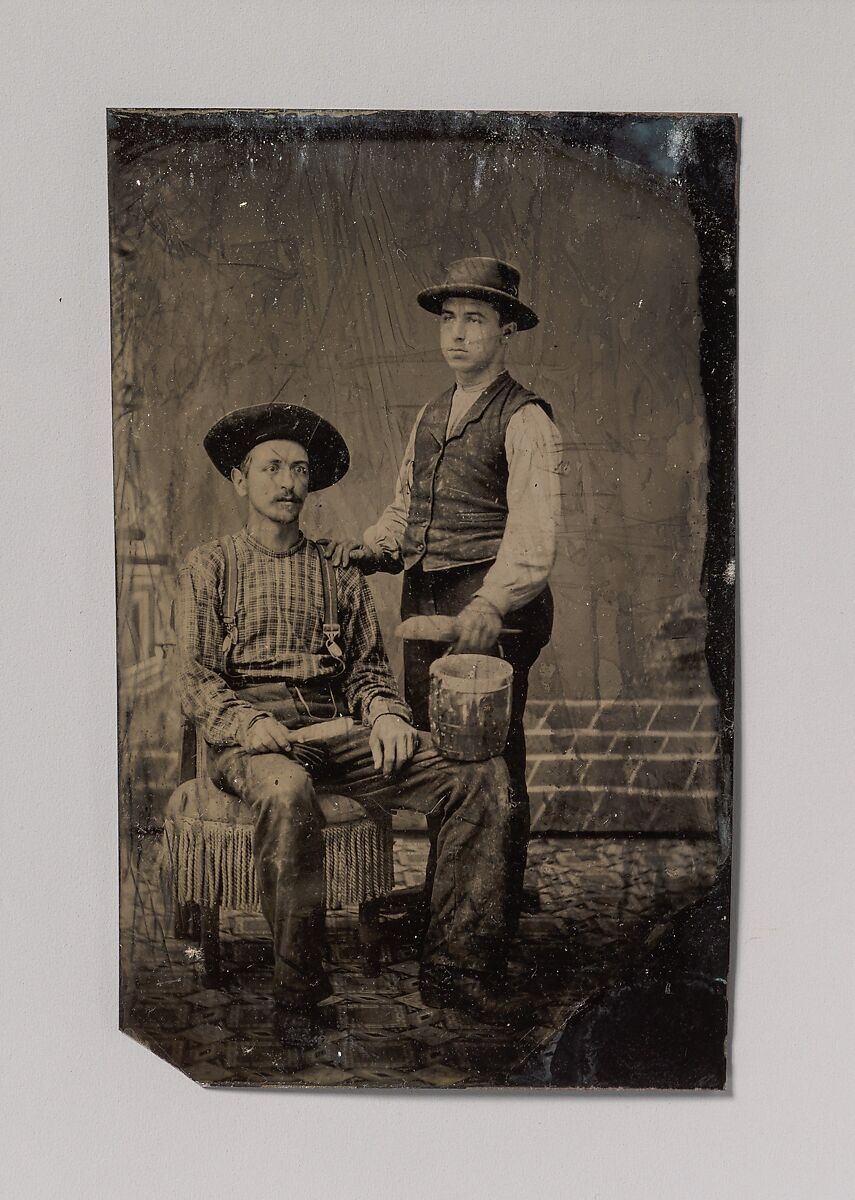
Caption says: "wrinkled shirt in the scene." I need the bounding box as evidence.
[177,529,411,747]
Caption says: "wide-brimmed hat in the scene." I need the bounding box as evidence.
[204,402,350,491]
[417,257,538,330]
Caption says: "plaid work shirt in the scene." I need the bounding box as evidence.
[177,528,411,747]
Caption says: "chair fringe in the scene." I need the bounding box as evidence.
[162,813,394,915]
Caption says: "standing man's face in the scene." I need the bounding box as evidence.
[439,297,514,379]
[231,439,310,527]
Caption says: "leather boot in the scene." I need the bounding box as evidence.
[419,967,532,1028]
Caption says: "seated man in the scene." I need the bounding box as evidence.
[176,400,524,1041]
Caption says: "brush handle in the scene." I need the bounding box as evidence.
[396,615,522,642]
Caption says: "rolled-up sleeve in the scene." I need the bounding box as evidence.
[473,404,562,616]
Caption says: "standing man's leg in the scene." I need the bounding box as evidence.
[400,565,439,732]
[401,566,445,909]
[319,726,518,989]
[401,565,552,923]
[500,639,535,917]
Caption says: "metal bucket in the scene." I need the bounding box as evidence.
[428,653,514,761]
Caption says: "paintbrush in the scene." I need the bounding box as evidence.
[396,615,522,642]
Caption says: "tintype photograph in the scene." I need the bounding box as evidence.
[111,108,737,1089]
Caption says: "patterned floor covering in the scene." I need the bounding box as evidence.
[121,832,719,1087]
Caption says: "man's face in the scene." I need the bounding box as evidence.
[439,296,512,376]
[231,439,310,526]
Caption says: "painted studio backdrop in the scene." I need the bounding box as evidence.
[111,111,736,1088]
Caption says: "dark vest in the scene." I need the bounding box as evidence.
[402,371,553,572]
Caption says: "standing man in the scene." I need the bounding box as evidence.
[177,401,524,1042]
[324,258,561,918]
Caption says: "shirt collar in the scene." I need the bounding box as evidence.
[242,528,307,558]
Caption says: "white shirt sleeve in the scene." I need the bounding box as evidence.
[361,407,425,555]
[473,404,561,617]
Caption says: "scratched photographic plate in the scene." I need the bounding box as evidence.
[111,109,737,1089]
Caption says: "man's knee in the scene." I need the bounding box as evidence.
[457,755,513,817]
[247,755,316,826]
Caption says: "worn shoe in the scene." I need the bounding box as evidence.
[419,967,532,1028]
[273,972,333,1009]
[271,976,334,1048]
[272,1004,327,1049]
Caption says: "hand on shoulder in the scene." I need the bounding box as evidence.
[316,538,401,575]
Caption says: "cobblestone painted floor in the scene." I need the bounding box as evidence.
[121,833,720,1087]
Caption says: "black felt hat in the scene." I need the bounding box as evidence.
[417,257,539,330]
[204,402,350,491]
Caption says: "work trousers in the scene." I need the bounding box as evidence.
[210,719,513,1004]
[401,563,553,915]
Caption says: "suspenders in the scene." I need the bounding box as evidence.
[220,534,239,660]
[219,535,344,671]
[315,542,344,665]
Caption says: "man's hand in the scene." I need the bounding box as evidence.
[453,599,504,653]
[242,716,295,754]
[317,538,375,570]
[369,714,419,778]
[242,716,329,773]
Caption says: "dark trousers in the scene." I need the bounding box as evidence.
[210,721,513,1003]
[401,564,553,916]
